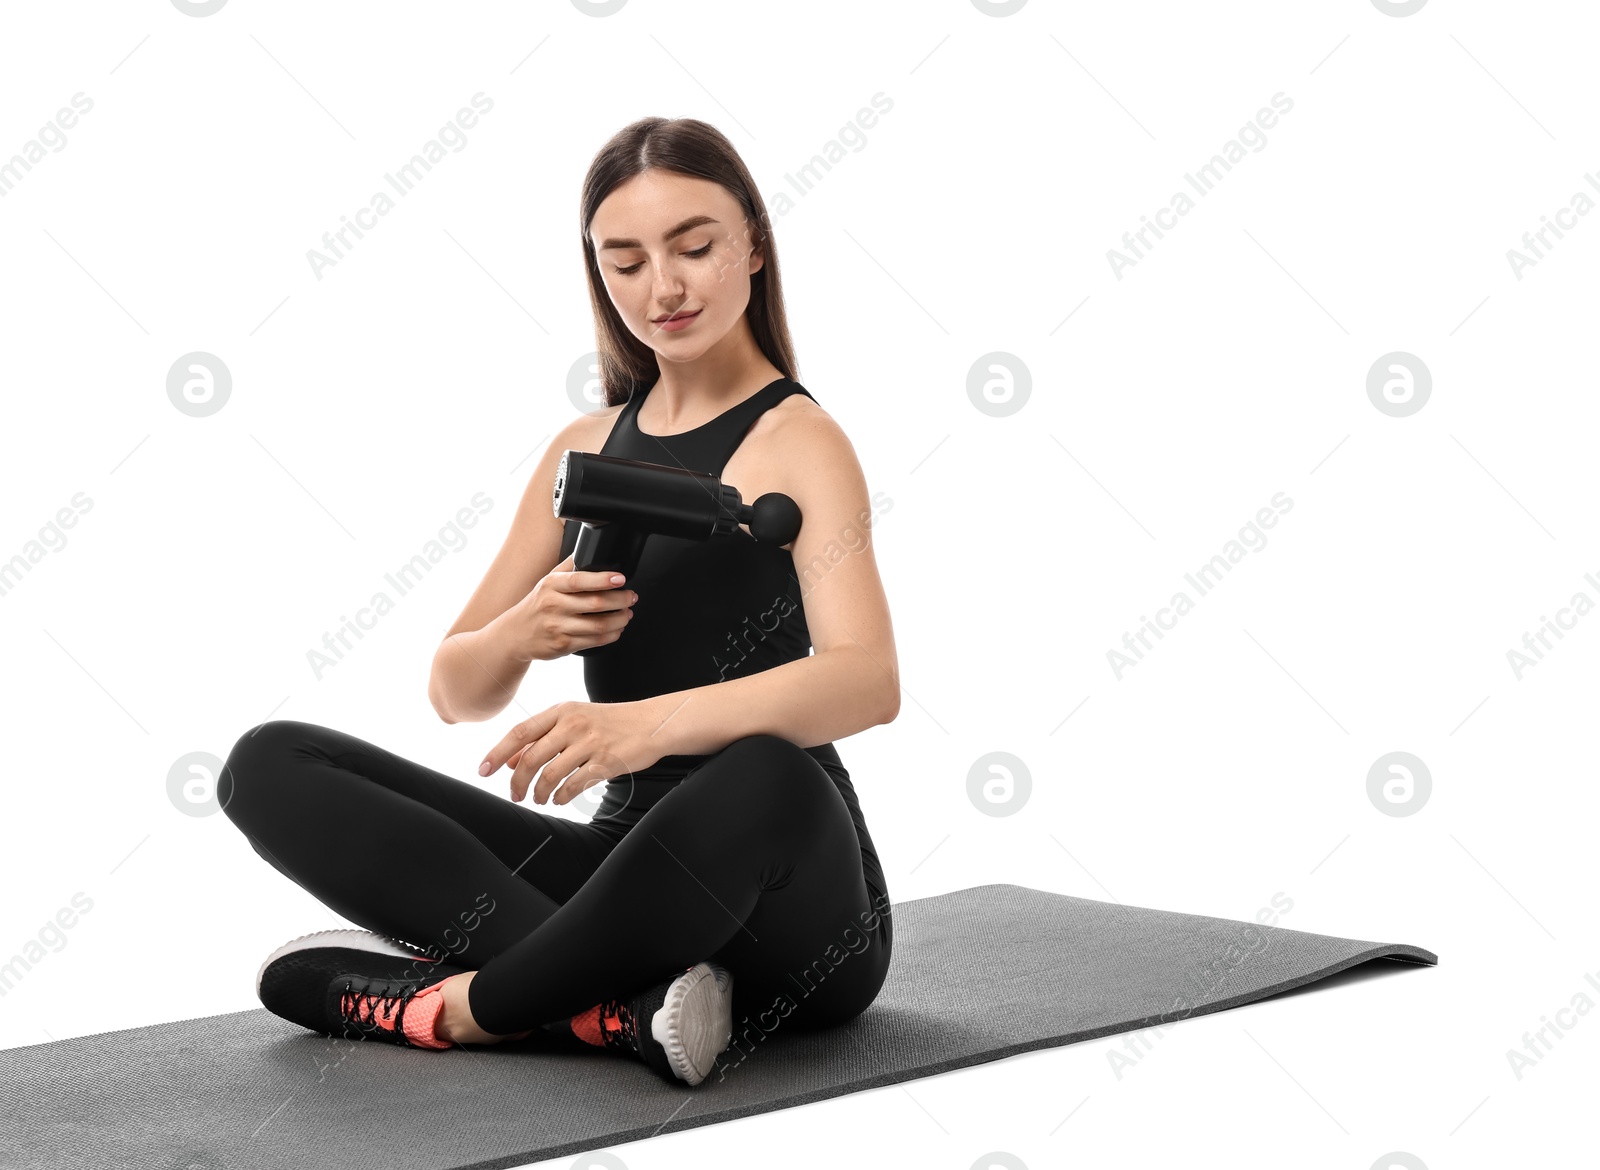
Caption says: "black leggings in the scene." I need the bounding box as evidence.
[216,720,892,1039]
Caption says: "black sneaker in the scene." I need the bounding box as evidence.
[595,961,734,1086]
[255,928,469,1049]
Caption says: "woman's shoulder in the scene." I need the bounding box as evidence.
[562,397,629,453]
[741,383,863,490]
[757,381,841,444]
[725,382,869,548]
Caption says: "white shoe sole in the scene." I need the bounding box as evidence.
[254,927,428,999]
[650,962,735,1086]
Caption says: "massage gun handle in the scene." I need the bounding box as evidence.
[571,521,649,610]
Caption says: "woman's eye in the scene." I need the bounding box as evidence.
[613,243,713,276]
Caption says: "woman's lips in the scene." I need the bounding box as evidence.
[655,310,701,332]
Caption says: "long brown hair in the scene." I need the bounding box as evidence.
[579,117,797,408]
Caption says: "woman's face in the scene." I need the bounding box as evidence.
[590,169,765,359]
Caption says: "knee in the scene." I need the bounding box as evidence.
[719,733,805,762]
[706,734,835,808]
[716,734,819,783]
[217,719,311,819]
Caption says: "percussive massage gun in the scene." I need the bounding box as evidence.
[551,450,802,606]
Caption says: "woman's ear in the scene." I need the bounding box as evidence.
[744,223,765,276]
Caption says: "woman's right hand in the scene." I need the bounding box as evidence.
[515,554,637,661]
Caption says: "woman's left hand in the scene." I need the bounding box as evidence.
[479,700,666,805]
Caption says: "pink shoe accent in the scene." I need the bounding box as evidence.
[570,1003,605,1047]
[399,983,451,1049]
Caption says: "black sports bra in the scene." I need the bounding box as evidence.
[558,376,816,708]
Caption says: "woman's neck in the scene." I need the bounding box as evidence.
[645,338,783,431]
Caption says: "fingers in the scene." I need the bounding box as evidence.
[555,565,630,596]
[590,587,637,612]
[508,745,541,802]
[482,704,620,805]
[507,725,576,804]
[519,747,608,806]
[526,751,566,804]
[551,764,607,806]
[480,706,560,777]
[551,598,634,651]
[531,749,615,805]
[507,732,560,802]
[521,746,578,805]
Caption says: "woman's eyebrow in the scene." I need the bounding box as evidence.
[596,215,719,252]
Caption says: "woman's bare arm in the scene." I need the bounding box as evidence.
[428,413,603,724]
[637,408,899,755]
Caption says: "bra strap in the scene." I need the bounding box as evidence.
[704,380,816,475]
[600,382,650,455]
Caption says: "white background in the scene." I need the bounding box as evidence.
[2,1,1595,1168]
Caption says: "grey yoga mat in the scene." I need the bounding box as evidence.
[1,882,1436,1170]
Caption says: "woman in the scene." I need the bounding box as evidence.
[218,117,898,1088]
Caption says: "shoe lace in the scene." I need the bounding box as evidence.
[339,978,419,1038]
